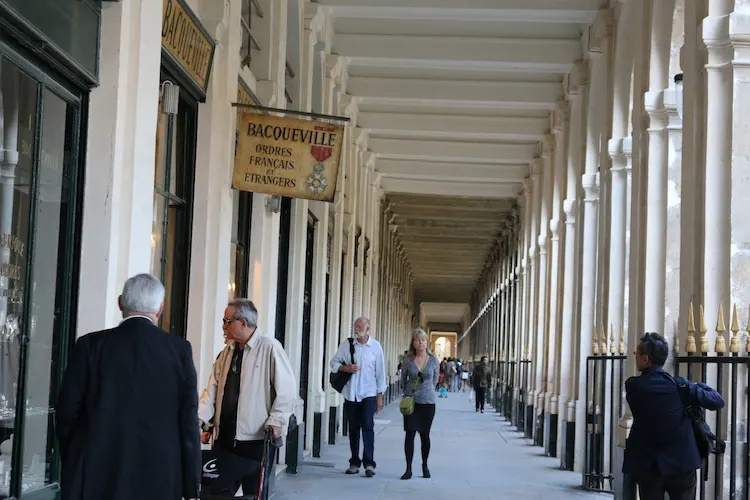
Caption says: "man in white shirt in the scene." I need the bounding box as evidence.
[330,317,386,477]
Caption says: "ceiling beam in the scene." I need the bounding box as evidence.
[381,177,519,198]
[369,138,537,161]
[322,0,600,23]
[376,159,527,181]
[347,78,562,107]
[333,35,581,72]
[360,112,548,140]
[392,212,507,222]
[387,198,513,211]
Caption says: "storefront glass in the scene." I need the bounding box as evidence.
[151,79,196,338]
[0,45,83,499]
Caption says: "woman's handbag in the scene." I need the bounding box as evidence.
[400,371,423,416]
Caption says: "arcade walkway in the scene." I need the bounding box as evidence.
[273,396,607,500]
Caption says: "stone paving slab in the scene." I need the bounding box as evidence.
[273,391,609,500]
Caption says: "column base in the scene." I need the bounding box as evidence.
[312,412,323,457]
[525,404,534,438]
[534,410,545,447]
[515,398,524,431]
[560,420,575,470]
[544,412,558,457]
[327,405,337,445]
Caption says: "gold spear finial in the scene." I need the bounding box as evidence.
[592,325,599,355]
[674,321,680,354]
[686,302,697,353]
[600,323,607,355]
[715,303,727,354]
[730,304,740,353]
[699,304,710,353]
[619,323,625,354]
[610,325,615,354]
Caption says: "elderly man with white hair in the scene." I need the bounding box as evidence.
[198,298,296,495]
[56,273,201,500]
[330,316,386,477]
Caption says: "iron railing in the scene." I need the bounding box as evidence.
[584,353,626,493]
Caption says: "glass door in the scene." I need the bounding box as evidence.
[151,77,196,338]
[0,43,83,499]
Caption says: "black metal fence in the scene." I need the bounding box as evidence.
[675,352,750,500]
[496,360,516,420]
[584,354,626,493]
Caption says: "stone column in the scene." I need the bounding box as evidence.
[702,0,734,349]
[607,0,634,361]
[574,28,607,472]
[520,179,533,435]
[643,0,676,333]
[545,105,568,457]
[559,61,587,469]
[528,157,544,444]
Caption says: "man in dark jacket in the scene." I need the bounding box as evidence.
[623,332,725,500]
[472,356,492,413]
[56,273,201,500]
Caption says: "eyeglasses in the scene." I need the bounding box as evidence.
[222,318,238,326]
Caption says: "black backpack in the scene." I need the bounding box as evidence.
[672,376,726,460]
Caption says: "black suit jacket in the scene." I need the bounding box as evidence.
[623,367,724,478]
[56,317,201,500]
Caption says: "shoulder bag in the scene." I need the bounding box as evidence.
[671,376,726,467]
[329,338,355,393]
[400,369,424,416]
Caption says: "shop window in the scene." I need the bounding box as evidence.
[0,49,83,498]
[151,80,196,337]
[229,190,252,299]
[240,0,264,68]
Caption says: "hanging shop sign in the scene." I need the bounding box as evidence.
[233,112,344,203]
[161,0,216,95]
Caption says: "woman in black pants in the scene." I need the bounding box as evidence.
[400,328,439,479]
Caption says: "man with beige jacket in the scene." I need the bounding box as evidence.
[198,298,296,494]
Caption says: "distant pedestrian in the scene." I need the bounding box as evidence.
[472,356,492,413]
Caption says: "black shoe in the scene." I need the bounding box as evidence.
[475,408,479,412]
[481,409,484,413]
[422,465,431,478]
[401,470,412,480]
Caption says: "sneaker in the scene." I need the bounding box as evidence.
[365,465,376,477]
[346,465,359,475]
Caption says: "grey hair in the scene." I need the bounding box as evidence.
[121,273,165,314]
[229,298,258,327]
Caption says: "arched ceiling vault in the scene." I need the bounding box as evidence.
[318,0,600,304]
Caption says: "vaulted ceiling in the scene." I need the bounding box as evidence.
[318,0,600,320]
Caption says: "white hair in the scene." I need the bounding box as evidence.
[121,274,165,314]
[229,298,258,326]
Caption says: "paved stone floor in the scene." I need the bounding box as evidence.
[272,392,609,499]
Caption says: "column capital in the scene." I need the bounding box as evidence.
[541,135,555,157]
[549,218,561,240]
[588,8,614,53]
[644,89,669,127]
[530,158,543,177]
[704,14,733,68]
[567,59,589,95]
[563,198,577,224]
[522,177,533,193]
[607,137,627,165]
[537,233,548,253]
[554,100,570,131]
[582,172,600,201]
